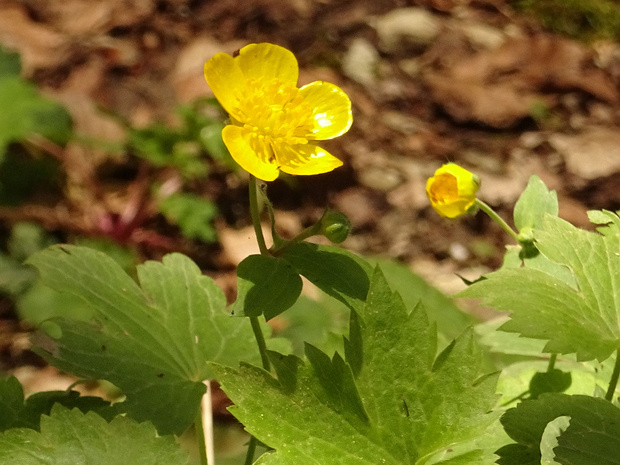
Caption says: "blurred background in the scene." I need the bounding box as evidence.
[1,0,620,461]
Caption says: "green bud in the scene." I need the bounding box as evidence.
[319,210,351,244]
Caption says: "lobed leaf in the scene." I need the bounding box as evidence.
[215,269,499,464]
[0,405,188,465]
[461,213,620,362]
[232,254,303,320]
[498,394,620,465]
[27,245,262,435]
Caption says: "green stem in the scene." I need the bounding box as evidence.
[547,353,557,372]
[249,176,268,255]
[605,348,620,401]
[271,222,322,255]
[244,436,258,465]
[250,316,271,372]
[244,176,273,465]
[475,199,519,243]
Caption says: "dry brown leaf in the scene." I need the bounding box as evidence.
[424,34,619,128]
[549,126,620,180]
[0,4,71,75]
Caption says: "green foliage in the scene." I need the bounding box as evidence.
[497,394,620,465]
[0,405,189,465]
[279,242,371,312]
[26,245,265,435]
[127,99,233,179]
[214,270,499,464]
[513,175,558,236]
[0,376,114,432]
[272,295,349,357]
[461,212,620,362]
[528,370,572,399]
[512,0,620,42]
[158,191,218,243]
[232,254,302,320]
[0,48,72,159]
[375,259,473,341]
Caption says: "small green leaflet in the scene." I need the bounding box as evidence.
[232,254,302,320]
[461,212,620,362]
[214,269,499,464]
[280,242,371,312]
[0,405,188,465]
[497,394,620,465]
[27,245,265,435]
[513,175,558,233]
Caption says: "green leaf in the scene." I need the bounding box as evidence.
[0,47,21,78]
[27,245,262,435]
[460,213,620,361]
[158,192,218,243]
[0,77,72,156]
[0,405,188,465]
[513,175,558,232]
[375,259,473,340]
[529,370,572,399]
[273,295,349,357]
[497,394,620,465]
[214,269,499,464]
[280,242,371,312]
[0,376,114,432]
[231,254,302,320]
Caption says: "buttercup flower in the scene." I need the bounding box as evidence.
[426,163,480,218]
[204,43,353,181]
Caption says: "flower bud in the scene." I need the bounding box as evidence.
[319,210,351,244]
[426,163,480,218]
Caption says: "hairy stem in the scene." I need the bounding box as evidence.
[249,175,268,255]
[475,199,519,243]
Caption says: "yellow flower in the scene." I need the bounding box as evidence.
[426,163,480,218]
[204,43,353,181]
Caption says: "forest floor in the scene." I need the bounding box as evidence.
[2,0,620,440]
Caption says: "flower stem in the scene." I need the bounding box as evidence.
[546,353,557,372]
[605,348,620,401]
[271,222,322,255]
[244,436,258,465]
[244,176,273,465]
[249,175,268,255]
[475,199,519,243]
[250,316,271,372]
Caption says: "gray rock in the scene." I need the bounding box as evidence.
[374,8,441,53]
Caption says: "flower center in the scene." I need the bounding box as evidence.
[235,79,314,147]
[429,173,458,204]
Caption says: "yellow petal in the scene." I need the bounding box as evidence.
[204,53,247,122]
[222,125,280,181]
[299,81,353,140]
[277,143,343,176]
[236,43,298,86]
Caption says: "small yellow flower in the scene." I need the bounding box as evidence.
[204,43,353,181]
[426,163,480,218]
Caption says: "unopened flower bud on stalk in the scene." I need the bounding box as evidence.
[426,163,480,218]
[319,210,351,244]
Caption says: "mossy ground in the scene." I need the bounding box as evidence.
[513,0,620,42]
